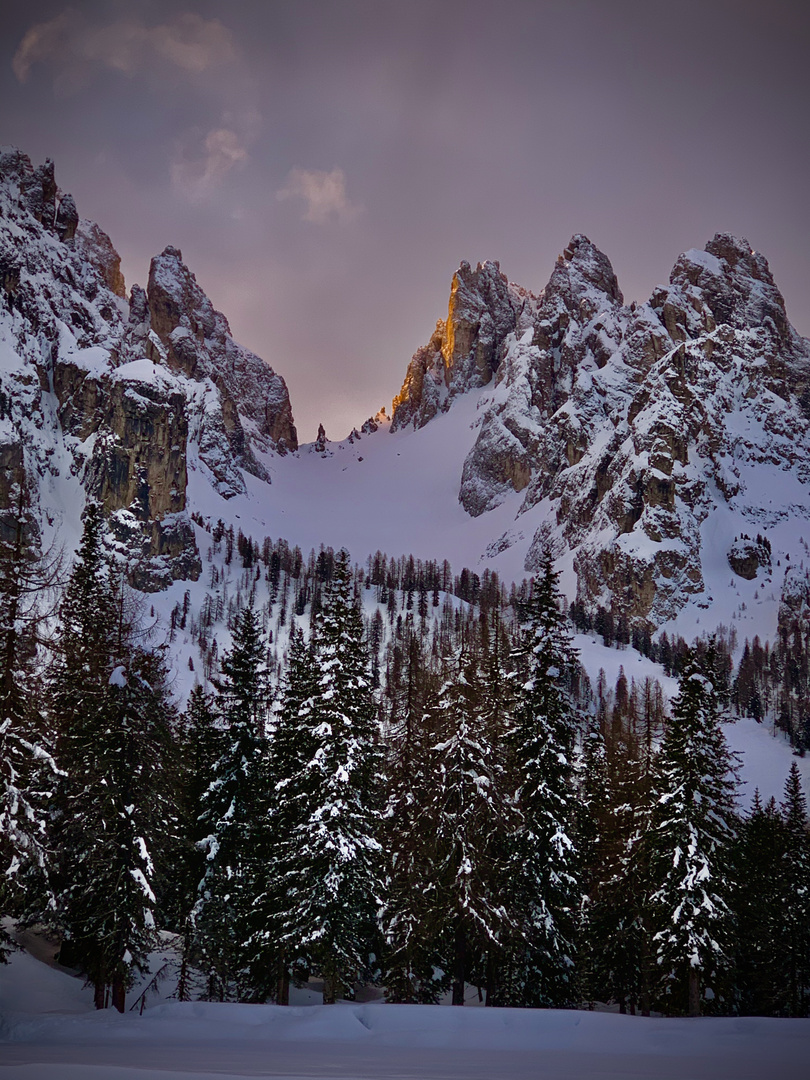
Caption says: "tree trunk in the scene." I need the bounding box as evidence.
[484,953,497,1007]
[323,969,337,1005]
[277,956,290,1006]
[451,920,466,1006]
[93,979,106,1011]
[639,925,651,1017]
[112,974,126,1013]
[687,967,700,1017]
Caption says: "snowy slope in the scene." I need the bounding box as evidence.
[2,945,809,1080]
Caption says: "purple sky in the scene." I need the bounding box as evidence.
[3,0,810,440]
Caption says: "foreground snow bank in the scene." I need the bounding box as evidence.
[1,948,810,1079]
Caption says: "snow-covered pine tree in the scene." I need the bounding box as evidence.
[426,643,511,1006]
[51,503,177,1011]
[779,762,810,1016]
[580,676,657,1015]
[276,549,383,1004]
[0,488,62,959]
[576,719,615,1007]
[245,622,319,1003]
[500,554,581,1008]
[381,624,446,1003]
[195,604,271,1001]
[648,643,739,1016]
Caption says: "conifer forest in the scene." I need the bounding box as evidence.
[2,504,810,1021]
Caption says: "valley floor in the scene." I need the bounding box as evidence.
[2,942,809,1080]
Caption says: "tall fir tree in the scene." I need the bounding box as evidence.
[275,549,383,1003]
[381,625,445,1003]
[195,604,271,1001]
[779,762,810,1016]
[51,503,177,1011]
[0,487,61,959]
[424,644,511,1006]
[500,555,581,1007]
[245,623,319,1003]
[648,644,739,1016]
[173,684,222,1001]
[731,791,786,1015]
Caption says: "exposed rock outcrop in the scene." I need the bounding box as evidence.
[402,232,810,628]
[0,149,297,588]
[391,260,535,431]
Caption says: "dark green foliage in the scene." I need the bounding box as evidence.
[648,644,738,1016]
[274,550,383,1003]
[425,645,511,1006]
[51,506,177,1010]
[499,555,581,1008]
[0,492,60,959]
[195,605,271,1000]
[381,625,446,1003]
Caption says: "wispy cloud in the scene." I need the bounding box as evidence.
[170,127,249,202]
[277,167,361,225]
[13,8,237,90]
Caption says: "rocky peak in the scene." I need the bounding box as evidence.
[551,233,624,308]
[443,259,524,385]
[0,146,298,590]
[667,232,793,351]
[74,220,126,299]
[146,246,217,376]
[451,228,810,629]
[391,259,531,431]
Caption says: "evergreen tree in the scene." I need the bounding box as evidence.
[51,504,177,1011]
[0,491,61,959]
[424,645,511,1006]
[648,644,739,1016]
[779,762,810,1015]
[195,605,270,1001]
[500,555,581,1007]
[245,623,319,1003]
[173,685,221,1001]
[731,791,786,1015]
[276,549,383,1003]
[381,626,445,1003]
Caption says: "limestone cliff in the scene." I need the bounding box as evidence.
[0,148,297,589]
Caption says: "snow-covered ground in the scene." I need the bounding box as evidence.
[1,946,809,1080]
[573,632,810,808]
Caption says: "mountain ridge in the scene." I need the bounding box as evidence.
[3,146,810,638]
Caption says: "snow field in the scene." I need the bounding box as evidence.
[2,946,810,1080]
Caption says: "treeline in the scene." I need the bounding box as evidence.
[1,505,810,1019]
[733,628,810,751]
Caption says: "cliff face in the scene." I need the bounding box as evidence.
[0,149,296,589]
[390,260,536,431]
[4,145,810,629]
[389,231,810,628]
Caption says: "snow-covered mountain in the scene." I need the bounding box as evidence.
[3,148,810,641]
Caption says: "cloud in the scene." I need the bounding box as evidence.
[12,8,237,89]
[170,128,249,202]
[277,168,361,225]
